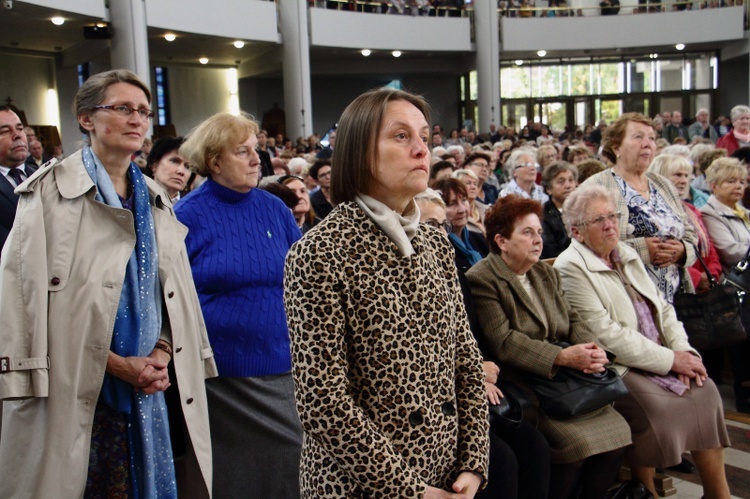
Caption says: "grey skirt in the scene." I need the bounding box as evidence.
[207,372,302,499]
[614,370,731,468]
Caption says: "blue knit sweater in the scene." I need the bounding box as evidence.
[175,179,301,377]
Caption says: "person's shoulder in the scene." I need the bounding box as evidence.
[580,168,612,187]
[288,203,358,256]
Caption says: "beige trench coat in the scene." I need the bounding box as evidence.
[0,150,217,498]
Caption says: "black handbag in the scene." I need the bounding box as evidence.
[724,245,750,294]
[673,247,746,351]
[487,380,529,429]
[528,343,628,419]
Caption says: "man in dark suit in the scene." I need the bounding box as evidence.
[0,106,35,251]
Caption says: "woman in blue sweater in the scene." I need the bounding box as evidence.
[176,112,302,498]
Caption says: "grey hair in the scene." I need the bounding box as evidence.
[689,143,714,165]
[451,168,479,182]
[730,105,750,122]
[660,145,690,158]
[562,185,615,236]
[648,154,692,178]
[505,147,537,178]
[414,187,446,208]
[287,157,309,175]
[445,145,464,156]
[695,108,709,117]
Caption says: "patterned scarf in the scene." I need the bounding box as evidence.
[611,249,687,396]
[82,146,176,498]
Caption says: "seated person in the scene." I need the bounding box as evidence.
[452,168,487,234]
[541,161,578,259]
[467,194,631,499]
[432,178,489,273]
[415,188,551,499]
[554,185,732,499]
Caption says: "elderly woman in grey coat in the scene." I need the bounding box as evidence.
[467,194,630,499]
[555,185,731,499]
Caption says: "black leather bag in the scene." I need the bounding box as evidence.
[673,248,746,351]
[724,245,750,294]
[487,380,529,429]
[528,344,628,419]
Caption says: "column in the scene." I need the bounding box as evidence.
[279,1,314,139]
[108,0,151,90]
[474,0,501,133]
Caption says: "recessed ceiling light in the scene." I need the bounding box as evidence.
[51,17,64,26]
[537,50,547,57]
[199,57,209,65]
[361,49,371,57]
[676,43,685,51]
[515,60,523,66]
[392,50,402,58]
[165,33,176,42]
[233,41,245,49]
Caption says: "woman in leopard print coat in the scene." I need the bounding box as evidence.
[284,88,489,498]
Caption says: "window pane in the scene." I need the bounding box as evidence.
[596,63,622,95]
[533,65,563,98]
[632,61,653,93]
[469,70,478,101]
[501,66,531,99]
[658,60,682,91]
[569,64,591,96]
[691,57,712,90]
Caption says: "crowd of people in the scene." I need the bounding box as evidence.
[0,71,744,498]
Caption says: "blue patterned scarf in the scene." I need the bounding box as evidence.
[449,227,482,266]
[82,146,176,498]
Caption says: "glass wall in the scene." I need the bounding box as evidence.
[493,53,718,132]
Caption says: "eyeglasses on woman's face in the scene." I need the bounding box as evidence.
[577,212,620,228]
[94,105,155,121]
[424,220,453,233]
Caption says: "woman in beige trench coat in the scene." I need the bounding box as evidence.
[0,70,217,498]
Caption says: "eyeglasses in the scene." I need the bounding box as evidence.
[424,220,453,233]
[577,212,620,228]
[317,170,332,178]
[94,105,155,120]
[470,162,490,169]
[515,162,540,170]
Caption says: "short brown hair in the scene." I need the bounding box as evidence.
[74,69,152,136]
[576,159,607,184]
[541,161,578,192]
[330,88,431,205]
[431,178,468,206]
[180,112,259,176]
[602,112,653,164]
[485,195,543,254]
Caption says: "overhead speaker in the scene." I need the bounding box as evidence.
[83,25,113,40]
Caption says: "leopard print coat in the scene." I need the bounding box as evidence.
[284,202,489,498]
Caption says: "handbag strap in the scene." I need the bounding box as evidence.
[691,244,719,288]
[736,244,750,273]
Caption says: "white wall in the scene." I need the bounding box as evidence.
[0,54,55,125]
[21,0,105,17]
[309,8,472,51]
[146,0,279,43]
[167,66,234,136]
[501,7,745,52]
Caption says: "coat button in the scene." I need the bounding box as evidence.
[175,347,182,353]
[408,411,423,427]
[441,402,456,417]
[50,277,60,285]
[168,291,175,298]
[186,397,194,404]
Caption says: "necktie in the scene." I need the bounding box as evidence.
[7,167,24,186]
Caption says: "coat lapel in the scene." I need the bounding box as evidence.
[488,253,548,332]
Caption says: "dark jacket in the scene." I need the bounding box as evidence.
[0,163,37,251]
[541,200,570,259]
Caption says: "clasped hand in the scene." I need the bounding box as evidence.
[646,237,686,268]
[555,343,607,374]
[671,351,707,389]
[107,351,171,394]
